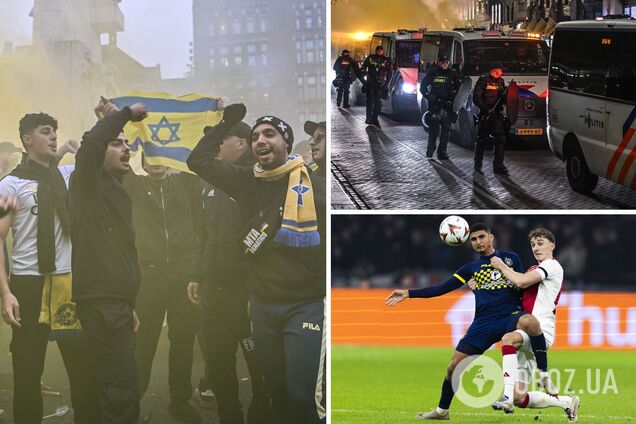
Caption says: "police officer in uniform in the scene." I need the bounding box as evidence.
[355,45,392,128]
[420,55,460,159]
[473,62,509,174]
[333,49,355,108]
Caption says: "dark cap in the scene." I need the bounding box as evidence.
[342,49,350,55]
[490,62,504,70]
[304,121,326,136]
[225,121,251,141]
[439,55,450,62]
[0,142,21,154]
[375,45,384,53]
[252,116,294,153]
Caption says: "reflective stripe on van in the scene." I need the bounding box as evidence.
[606,106,636,185]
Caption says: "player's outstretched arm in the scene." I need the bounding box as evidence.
[386,277,463,308]
[490,257,542,288]
[385,290,409,307]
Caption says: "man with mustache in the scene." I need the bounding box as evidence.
[69,103,147,424]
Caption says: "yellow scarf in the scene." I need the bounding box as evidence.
[253,154,320,247]
[39,273,82,333]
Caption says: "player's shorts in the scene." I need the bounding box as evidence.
[456,311,527,355]
[515,327,555,384]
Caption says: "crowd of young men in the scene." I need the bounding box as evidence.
[0,99,326,424]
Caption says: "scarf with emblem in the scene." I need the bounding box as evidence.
[253,154,320,247]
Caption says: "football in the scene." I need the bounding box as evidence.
[439,215,470,246]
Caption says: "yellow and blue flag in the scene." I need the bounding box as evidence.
[111,92,223,172]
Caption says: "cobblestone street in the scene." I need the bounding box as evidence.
[331,101,636,210]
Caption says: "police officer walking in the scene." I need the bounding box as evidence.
[355,45,392,128]
[420,56,460,159]
[473,62,509,174]
[333,49,355,108]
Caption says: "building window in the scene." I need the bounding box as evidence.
[296,18,301,30]
[219,22,228,35]
[261,43,268,52]
[220,46,229,55]
[297,52,302,63]
[298,76,303,85]
[305,17,312,29]
[233,45,242,54]
[232,18,241,34]
[248,56,256,67]
[222,57,229,67]
[248,44,256,53]
[306,39,315,49]
[261,54,268,66]
[209,59,215,69]
[296,41,302,50]
[259,17,267,32]
[307,76,316,85]
[247,17,255,33]
[307,51,315,63]
[234,56,242,66]
[317,15,323,28]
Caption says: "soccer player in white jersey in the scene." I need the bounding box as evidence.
[489,228,580,421]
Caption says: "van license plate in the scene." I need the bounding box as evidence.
[516,128,544,135]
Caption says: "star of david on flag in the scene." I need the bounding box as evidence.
[148,116,181,144]
[112,92,223,173]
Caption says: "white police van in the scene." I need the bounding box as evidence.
[418,29,551,148]
[547,20,636,193]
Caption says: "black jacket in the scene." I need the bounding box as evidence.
[421,66,461,106]
[191,151,255,289]
[187,142,326,304]
[356,54,392,86]
[69,108,140,305]
[123,171,203,279]
[333,55,356,84]
[473,74,507,114]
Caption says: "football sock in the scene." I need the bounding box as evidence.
[501,344,518,401]
[523,392,570,409]
[529,333,548,371]
[437,377,454,409]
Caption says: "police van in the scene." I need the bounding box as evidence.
[418,29,551,148]
[365,29,425,120]
[547,20,636,193]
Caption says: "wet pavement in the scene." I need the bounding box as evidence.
[331,101,636,210]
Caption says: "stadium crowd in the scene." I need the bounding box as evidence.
[0,99,326,424]
[332,215,634,291]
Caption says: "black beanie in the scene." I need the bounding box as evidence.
[251,116,294,152]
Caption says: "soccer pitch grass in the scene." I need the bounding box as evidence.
[331,346,636,423]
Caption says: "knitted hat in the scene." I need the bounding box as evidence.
[251,116,294,152]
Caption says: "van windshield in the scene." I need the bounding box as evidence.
[395,41,421,68]
[464,39,549,75]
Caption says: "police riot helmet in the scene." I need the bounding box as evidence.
[439,55,450,63]
[375,45,384,53]
[342,49,351,55]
